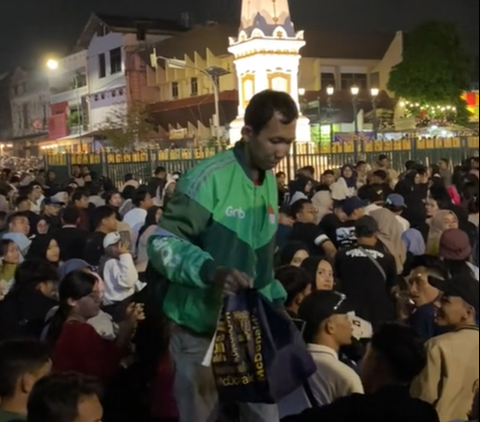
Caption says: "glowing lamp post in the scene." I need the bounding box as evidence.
[370,88,379,139]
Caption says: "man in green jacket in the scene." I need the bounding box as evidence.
[147,89,299,422]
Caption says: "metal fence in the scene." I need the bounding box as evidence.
[44,136,479,186]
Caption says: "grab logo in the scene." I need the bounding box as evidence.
[225,206,245,219]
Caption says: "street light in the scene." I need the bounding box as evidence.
[46,58,84,150]
[298,88,306,96]
[326,85,334,96]
[326,85,335,143]
[150,48,229,145]
[370,88,379,139]
[350,85,360,161]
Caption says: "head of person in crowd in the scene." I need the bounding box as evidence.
[322,169,335,186]
[27,373,103,422]
[240,90,298,171]
[15,195,30,212]
[437,158,449,172]
[291,199,317,224]
[361,322,427,394]
[340,164,356,187]
[355,215,379,247]
[102,232,126,260]
[275,171,287,187]
[289,177,313,202]
[28,181,43,203]
[0,340,51,419]
[7,212,30,236]
[104,190,122,209]
[407,256,444,308]
[299,290,353,351]
[415,164,430,184]
[426,210,459,255]
[0,238,21,268]
[311,185,333,222]
[71,189,89,209]
[275,265,312,318]
[358,183,386,205]
[46,271,102,349]
[42,196,65,218]
[430,275,478,329]
[297,166,315,180]
[154,166,167,179]
[279,241,310,267]
[384,193,407,216]
[34,217,49,235]
[301,255,335,291]
[26,234,60,267]
[356,160,367,175]
[61,206,80,227]
[92,205,117,234]
[278,205,294,226]
[438,228,477,278]
[377,154,390,170]
[132,189,153,210]
[12,259,58,297]
[341,197,367,221]
[370,169,389,185]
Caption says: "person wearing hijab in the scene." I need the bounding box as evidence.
[425,210,459,256]
[26,233,61,269]
[311,188,333,224]
[288,177,313,205]
[330,165,357,200]
[277,241,310,267]
[300,256,335,291]
[370,208,407,274]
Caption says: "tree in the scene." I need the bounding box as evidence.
[388,21,473,126]
[97,101,156,150]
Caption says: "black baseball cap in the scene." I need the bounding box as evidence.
[299,290,352,328]
[43,196,66,206]
[429,275,479,313]
[341,197,368,216]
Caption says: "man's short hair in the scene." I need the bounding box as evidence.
[0,340,50,398]
[355,216,379,238]
[7,211,28,226]
[28,373,102,422]
[244,90,298,135]
[290,199,311,219]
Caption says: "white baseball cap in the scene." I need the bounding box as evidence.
[103,232,121,249]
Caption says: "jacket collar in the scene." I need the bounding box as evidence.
[233,140,266,184]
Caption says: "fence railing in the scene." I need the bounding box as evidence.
[44,136,479,186]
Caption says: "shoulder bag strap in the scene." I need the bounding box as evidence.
[358,246,387,281]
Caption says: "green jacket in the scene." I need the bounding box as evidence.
[147,141,286,334]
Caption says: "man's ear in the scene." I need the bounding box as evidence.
[241,126,253,142]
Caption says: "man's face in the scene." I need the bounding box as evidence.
[407,269,438,307]
[10,216,30,236]
[32,185,43,200]
[435,295,474,327]
[438,160,448,170]
[242,113,296,170]
[323,174,335,186]
[330,313,353,346]
[75,196,89,209]
[73,394,103,422]
[102,214,118,232]
[378,158,389,169]
[296,202,317,224]
[45,204,61,216]
[141,193,154,209]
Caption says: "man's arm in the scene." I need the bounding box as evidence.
[147,175,216,289]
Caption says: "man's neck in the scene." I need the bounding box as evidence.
[96,226,109,234]
[0,396,27,416]
[315,336,340,353]
[357,237,377,247]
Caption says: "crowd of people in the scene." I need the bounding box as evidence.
[0,89,478,422]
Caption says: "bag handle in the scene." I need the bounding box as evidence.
[358,246,387,281]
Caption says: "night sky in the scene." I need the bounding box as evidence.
[1,0,478,71]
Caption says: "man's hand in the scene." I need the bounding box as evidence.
[214,267,253,295]
[118,241,130,255]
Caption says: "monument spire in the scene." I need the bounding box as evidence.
[240,0,295,38]
[227,0,311,142]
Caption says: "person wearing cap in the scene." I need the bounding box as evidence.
[334,196,368,249]
[411,275,479,422]
[384,193,410,233]
[335,215,397,330]
[284,323,439,422]
[41,196,65,231]
[99,231,145,322]
[289,199,336,258]
[279,290,363,418]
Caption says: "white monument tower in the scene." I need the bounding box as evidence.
[228,0,311,142]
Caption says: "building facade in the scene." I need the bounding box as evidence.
[9,68,50,155]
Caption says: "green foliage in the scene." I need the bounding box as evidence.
[67,110,80,128]
[388,21,472,125]
[97,101,155,150]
